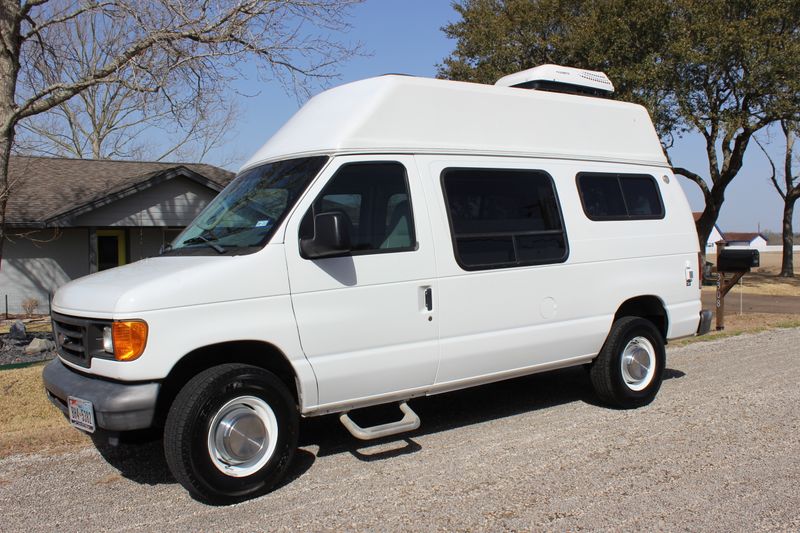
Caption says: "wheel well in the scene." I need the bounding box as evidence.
[614,296,668,340]
[154,341,299,428]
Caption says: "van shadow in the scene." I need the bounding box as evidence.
[300,365,686,461]
[312,256,357,286]
[92,433,174,486]
[92,366,686,486]
[92,432,316,489]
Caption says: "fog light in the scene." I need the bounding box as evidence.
[112,321,148,361]
[102,326,114,353]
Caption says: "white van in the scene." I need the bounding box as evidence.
[43,65,711,503]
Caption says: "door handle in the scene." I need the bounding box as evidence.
[424,287,433,311]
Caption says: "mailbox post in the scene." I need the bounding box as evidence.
[714,241,760,330]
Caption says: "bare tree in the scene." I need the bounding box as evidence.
[757,120,800,277]
[12,9,243,163]
[0,0,362,262]
[14,61,241,163]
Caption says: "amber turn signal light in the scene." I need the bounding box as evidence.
[112,320,148,361]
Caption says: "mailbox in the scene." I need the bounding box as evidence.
[717,249,759,272]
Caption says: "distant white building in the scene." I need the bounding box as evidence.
[724,232,769,251]
[692,212,769,252]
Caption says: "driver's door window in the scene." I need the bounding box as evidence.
[299,161,416,254]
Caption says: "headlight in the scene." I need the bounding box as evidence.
[102,326,114,353]
[111,320,148,361]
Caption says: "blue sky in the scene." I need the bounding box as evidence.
[217,1,795,234]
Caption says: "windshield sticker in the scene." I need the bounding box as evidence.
[255,220,271,228]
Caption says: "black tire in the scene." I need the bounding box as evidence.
[590,317,666,408]
[164,364,298,504]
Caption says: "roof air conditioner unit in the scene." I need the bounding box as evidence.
[495,64,614,97]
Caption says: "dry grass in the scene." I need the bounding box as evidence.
[670,313,800,347]
[701,272,800,297]
[0,363,89,458]
[0,317,52,335]
[737,272,800,296]
[750,251,800,273]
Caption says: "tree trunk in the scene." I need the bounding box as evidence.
[780,195,797,277]
[0,131,11,268]
[0,1,22,270]
[694,194,723,254]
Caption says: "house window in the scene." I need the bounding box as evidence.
[576,173,664,220]
[300,162,416,254]
[441,168,568,270]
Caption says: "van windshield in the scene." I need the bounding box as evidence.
[165,156,328,255]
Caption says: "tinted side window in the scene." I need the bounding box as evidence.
[577,173,664,220]
[300,162,416,254]
[442,168,568,270]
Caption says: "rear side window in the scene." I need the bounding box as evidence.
[576,173,664,220]
[441,168,568,270]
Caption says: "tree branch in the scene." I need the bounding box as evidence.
[754,134,786,200]
[672,166,712,203]
[21,3,113,41]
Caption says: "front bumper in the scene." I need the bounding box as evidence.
[42,358,160,432]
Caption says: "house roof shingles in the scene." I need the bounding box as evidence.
[6,156,235,226]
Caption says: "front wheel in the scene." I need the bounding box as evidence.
[590,317,666,408]
[164,364,298,504]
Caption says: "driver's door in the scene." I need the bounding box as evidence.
[284,155,439,408]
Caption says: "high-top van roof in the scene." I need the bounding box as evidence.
[242,75,668,171]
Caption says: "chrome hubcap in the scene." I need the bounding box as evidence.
[621,336,656,392]
[207,396,278,477]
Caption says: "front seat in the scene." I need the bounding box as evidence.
[380,200,412,249]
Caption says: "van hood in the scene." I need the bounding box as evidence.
[52,246,289,316]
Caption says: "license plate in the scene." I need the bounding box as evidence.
[68,396,96,433]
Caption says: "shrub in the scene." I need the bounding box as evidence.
[21,297,39,317]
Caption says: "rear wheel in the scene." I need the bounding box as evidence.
[590,317,665,408]
[164,364,298,503]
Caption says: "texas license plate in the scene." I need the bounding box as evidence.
[68,396,96,433]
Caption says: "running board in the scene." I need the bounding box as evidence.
[339,402,421,440]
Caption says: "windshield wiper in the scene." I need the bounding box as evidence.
[181,234,226,254]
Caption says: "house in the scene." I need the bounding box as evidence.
[1,156,234,314]
[692,212,769,252]
[693,213,724,252]
[723,232,769,250]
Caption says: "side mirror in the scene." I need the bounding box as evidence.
[300,211,352,259]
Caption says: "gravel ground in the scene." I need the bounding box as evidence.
[1,328,799,532]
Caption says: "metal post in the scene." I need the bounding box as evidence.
[715,241,726,330]
[4,294,7,320]
[714,240,747,331]
[739,277,743,315]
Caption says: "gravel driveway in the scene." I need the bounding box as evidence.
[1,328,799,532]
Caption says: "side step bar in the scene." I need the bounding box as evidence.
[339,401,421,441]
